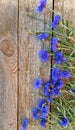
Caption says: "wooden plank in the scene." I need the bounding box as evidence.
[0,0,18,130]
[19,0,53,130]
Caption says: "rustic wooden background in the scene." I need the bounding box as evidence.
[0,0,75,130]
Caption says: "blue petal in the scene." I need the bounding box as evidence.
[52,68,60,80]
[40,118,46,127]
[37,33,49,40]
[40,106,49,118]
[52,15,61,29]
[55,79,64,89]
[37,0,47,13]
[52,87,61,97]
[38,99,47,110]
[22,118,29,130]
[47,91,53,103]
[58,118,69,128]
[33,78,43,89]
[55,51,66,64]
[60,70,71,78]
[32,107,39,120]
[38,49,49,62]
[43,82,50,96]
[51,37,58,52]
[37,4,44,13]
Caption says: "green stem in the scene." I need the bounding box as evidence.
[67,36,75,42]
[28,13,47,24]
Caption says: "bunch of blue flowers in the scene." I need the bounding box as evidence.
[32,99,49,127]
[32,0,71,129]
[22,0,75,130]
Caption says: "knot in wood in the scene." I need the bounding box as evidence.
[0,39,15,57]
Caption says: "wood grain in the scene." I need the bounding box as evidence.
[0,0,18,130]
[54,0,75,26]
[18,0,52,130]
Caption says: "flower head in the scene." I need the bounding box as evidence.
[58,117,69,128]
[33,78,43,89]
[38,99,47,110]
[40,105,49,118]
[22,118,29,130]
[38,98,49,119]
[37,0,47,13]
[32,98,48,123]
[60,70,71,78]
[52,87,61,97]
[47,91,53,103]
[55,51,66,64]
[43,81,50,96]
[38,49,49,62]
[40,118,46,127]
[49,79,56,86]
[55,79,64,89]
[51,37,58,52]
[37,33,49,40]
[32,107,39,120]
[52,15,61,29]
[52,68,60,80]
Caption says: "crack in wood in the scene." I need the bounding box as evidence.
[49,0,55,129]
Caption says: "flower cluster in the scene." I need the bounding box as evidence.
[31,0,71,129]
[22,0,74,130]
[32,99,49,127]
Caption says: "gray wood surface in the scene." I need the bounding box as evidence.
[0,0,18,130]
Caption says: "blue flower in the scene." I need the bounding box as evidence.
[60,70,71,78]
[47,91,53,103]
[58,118,69,128]
[22,118,29,130]
[43,82,53,103]
[37,33,49,40]
[52,68,60,80]
[49,79,56,86]
[43,82,50,96]
[33,78,43,89]
[38,99,47,110]
[38,49,49,62]
[37,99,49,119]
[32,107,39,120]
[40,105,49,118]
[55,79,64,89]
[52,15,61,29]
[40,118,46,127]
[51,37,58,52]
[52,87,61,97]
[37,0,47,13]
[32,99,48,122]
[55,51,66,64]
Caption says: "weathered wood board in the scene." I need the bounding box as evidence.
[0,0,75,130]
[0,0,18,130]
[18,0,52,130]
